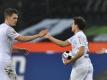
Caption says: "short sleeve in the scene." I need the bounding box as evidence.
[7,27,20,40]
[67,37,73,44]
[76,35,85,47]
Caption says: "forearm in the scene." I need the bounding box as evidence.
[20,35,39,42]
[16,34,40,42]
[12,47,23,53]
[13,47,23,51]
[48,35,67,47]
[64,47,84,65]
[63,53,83,65]
[70,50,83,62]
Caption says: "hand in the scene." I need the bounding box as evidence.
[18,48,30,55]
[38,29,48,37]
[96,48,107,54]
[43,33,51,38]
[63,59,71,65]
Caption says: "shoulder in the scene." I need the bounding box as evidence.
[0,23,12,30]
[0,23,11,32]
[6,26,15,31]
[76,31,86,38]
[5,25,16,35]
[1,23,8,27]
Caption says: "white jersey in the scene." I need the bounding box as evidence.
[0,23,20,62]
[67,31,93,80]
[67,31,89,61]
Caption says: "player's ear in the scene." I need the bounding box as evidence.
[75,24,78,29]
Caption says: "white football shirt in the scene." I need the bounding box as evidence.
[67,31,89,57]
[0,23,20,61]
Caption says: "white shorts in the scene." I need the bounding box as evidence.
[69,56,93,80]
[0,58,17,80]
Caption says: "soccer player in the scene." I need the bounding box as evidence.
[44,16,93,80]
[0,8,48,80]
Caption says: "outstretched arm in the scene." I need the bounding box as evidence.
[44,34,70,47]
[15,29,48,42]
[12,47,29,55]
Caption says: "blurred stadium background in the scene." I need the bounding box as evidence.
[0,0,107,80]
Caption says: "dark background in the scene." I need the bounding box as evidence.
[0,0,107,31]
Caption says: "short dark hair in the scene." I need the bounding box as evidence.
[73,16,86,31]
[4,8,18,18]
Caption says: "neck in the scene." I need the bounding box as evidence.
[4,20,10,26]
[74,29,81,34]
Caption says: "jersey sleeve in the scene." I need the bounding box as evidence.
[7,27,21,40]
[67,37,73,44]
[76,35,85,47]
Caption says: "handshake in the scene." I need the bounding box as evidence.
[13,29,51,55]
[37,29,50,38]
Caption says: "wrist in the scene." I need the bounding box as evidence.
[47,35,51,38]
[45,34,51,39]
[35,34,40,38]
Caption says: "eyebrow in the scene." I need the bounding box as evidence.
[13,17,18,19]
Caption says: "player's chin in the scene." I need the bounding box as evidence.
[71,29,74,32]
[12,24,16,26]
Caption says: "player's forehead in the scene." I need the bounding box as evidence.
[10,13,18,18]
